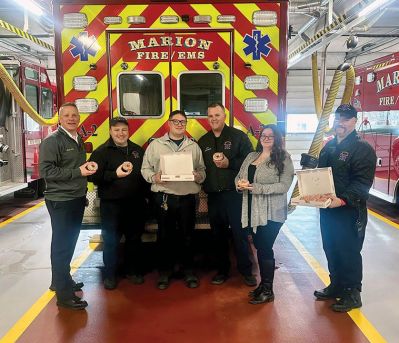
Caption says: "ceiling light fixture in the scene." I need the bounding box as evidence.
[358,0,390,17]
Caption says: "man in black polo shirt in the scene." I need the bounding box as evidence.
[198,103,256,286]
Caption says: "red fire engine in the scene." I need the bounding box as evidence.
[353,52,399,204]
[0,58,57,197]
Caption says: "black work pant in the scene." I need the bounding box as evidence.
[320,206,366,290]
[45,197,86,301]
[100,198,146,279]
[207,191,252,276]
[252,221,282,283]
[153,192,196,274]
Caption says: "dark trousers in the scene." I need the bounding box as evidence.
[320,206,366,290]
[100,198,146,279]
[252,221,282,284]
[207,191,252,276]
[45,197,86,301]
[153,192,196,273]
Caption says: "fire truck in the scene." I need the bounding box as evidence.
[0,59,57,197]
[52,0,288,224]
[352,52,399,204]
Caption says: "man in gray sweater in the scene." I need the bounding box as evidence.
[39,102,96,310]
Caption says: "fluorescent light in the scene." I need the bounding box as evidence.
[17,0,43,16]
[358,0,389,17]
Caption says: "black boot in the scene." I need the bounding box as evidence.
[248,284,263,298]
[314,284,342,300]
[249,259,275,304]
[331,288,362,312]
[249,283,274,304]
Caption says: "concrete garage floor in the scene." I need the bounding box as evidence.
[0,203,397,342]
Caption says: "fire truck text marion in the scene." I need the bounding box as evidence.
[353,52,399,204]
[53,0,288,225]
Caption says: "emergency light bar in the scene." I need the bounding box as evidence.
[193,15,211,23]
[217,15,236,23]
[252,11,277,27]
[244,98,268,113]
[75,99,98,113]
[160,15,179,24]
[73,76,98,91]
[127,16,146,24]
[63,13,88,29]
[103,16,122,25]
[244,75,269,90]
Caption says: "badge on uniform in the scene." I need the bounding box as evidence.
[339,151,349,161]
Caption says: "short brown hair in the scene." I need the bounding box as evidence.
[59,102,78,115]
[207,103,225,111]
[169,110,187,120]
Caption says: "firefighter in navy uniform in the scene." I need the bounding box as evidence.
[198,103,256,286]
[89,117,149,290]
[314,104,376,312]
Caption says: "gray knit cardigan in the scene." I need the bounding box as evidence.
[235,151,294,231]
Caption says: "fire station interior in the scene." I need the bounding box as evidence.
[1,0,399,342]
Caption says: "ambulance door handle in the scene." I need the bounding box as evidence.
[376,157,382,167]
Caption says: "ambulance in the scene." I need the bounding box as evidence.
[352,52,399,204]
[53,0,289,224]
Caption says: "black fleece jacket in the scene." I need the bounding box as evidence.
[89,139,149,200]
[318,130,376,208]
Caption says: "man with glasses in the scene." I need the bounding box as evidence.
[198,103,256,286]
[141,110,206,290]
[314,104,376,312]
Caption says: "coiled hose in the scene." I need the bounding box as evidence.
[289,62,355,203]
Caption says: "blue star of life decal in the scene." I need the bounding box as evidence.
[70,32,100,61]
[243,30,272,60]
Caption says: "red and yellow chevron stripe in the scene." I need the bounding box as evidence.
[56,2,287,149]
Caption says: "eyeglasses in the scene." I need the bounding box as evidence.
[260,135,274,141]
[169,119,187,126]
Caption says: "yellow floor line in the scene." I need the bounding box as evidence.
[368,209,399,230]
[0,243,99,343]
[283,224,387,343]
[0,201,45,230]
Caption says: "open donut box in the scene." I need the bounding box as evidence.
[290,167,336,208]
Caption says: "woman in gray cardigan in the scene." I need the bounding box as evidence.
[235,124,294,304]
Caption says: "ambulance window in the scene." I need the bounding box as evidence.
[179,72,223,116]
[24,84,40,131]
[41,88,54,119]
[118,73,163,117]
[24,68,39,81]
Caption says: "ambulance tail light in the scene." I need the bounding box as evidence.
[73,76,98,91]
[367,72,376,82]
[244,76,269,90]
[75,99,99,113]
[193,15,212,23]
[217,15,236,23]
[244,98,268,113]
[160,15,179,24]
[104,16,122,25]
[127,16,146,24]
[252,11,277,27]
[63,13,88,29]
